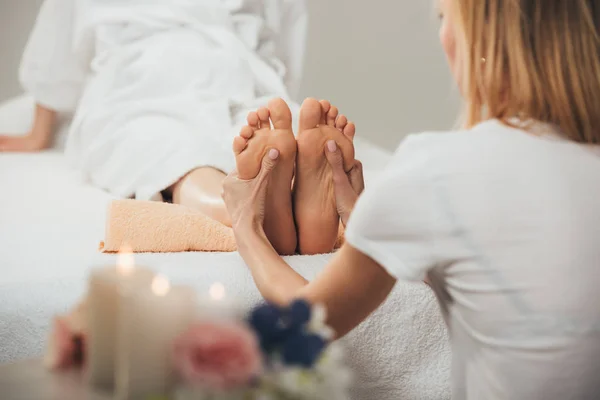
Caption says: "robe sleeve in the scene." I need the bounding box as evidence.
[19,0,88,112]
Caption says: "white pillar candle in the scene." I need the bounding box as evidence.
[115,275,197,399]
[86,251,156,391]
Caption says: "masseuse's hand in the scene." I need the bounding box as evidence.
[222,149,280,235]
[325,140,365,227]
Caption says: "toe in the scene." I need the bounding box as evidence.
[240,126,254,139]
[319,100,330,125]
[247,112,260,128]
[336,115,348,132]
[343,122,356,141]
[233,136,247,155]
[257,107,271,129]
[327,106,339,126]
[268,98,293,130]
[299,98,322,132]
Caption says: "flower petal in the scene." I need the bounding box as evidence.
[288,300,311,330]
[44,316,75,370]
[281,333,326,368]
[172,321,263,390]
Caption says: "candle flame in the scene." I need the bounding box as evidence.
[209,282,225,301]
[117,245,135,276]
[152,275,171,297]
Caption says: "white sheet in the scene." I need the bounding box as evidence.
[0,95,451,399]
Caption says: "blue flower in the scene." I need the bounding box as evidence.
[248,303,287,351]
[248,300,329,366]
[281,332,327,368]
[287,300,311,331]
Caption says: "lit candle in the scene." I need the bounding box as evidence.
[115,275,197,399]
[86,247,156,391]
[197,282,245,320]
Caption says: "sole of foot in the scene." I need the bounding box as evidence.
[234,98,298,255]
[293,98,356,255]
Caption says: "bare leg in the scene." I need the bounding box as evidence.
[168,167,232,227]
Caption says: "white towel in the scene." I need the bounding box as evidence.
[0,255,451,400]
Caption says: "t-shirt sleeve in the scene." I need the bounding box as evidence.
[345,134,442,281]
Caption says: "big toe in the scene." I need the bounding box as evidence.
[299,98,323,132]
[268,98,293,130]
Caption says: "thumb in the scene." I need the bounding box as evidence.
[325,139,356,198]
[256,148,280,185]
[324,140,347,179]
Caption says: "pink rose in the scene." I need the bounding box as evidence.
[44,317,76,370]
[44,298,88,370]
[172,322,263,390]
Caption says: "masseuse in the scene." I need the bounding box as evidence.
[223,0,600,398]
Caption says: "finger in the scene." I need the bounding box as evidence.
[221,169,241,200]
[248,149,280,207]
[222,169,240,188]
[229,168,240,179]
[349,160,365,195]
[325,141,360,225]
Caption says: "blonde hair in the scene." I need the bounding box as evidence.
[452,0,600,144]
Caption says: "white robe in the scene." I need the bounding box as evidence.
[20,0,307,200]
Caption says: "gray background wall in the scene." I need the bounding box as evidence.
[0,0,459,150]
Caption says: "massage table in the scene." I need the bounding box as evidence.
[0,95,451,400]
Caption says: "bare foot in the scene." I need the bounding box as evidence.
[294,98,356,255]
[234,98,298,255]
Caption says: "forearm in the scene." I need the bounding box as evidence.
[236,227,308,306]
[31,103,57,145]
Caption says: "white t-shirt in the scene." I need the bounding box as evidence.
[345,120,600,400]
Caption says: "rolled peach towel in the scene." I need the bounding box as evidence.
[100,200,237,253]
[101,199,345,253]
